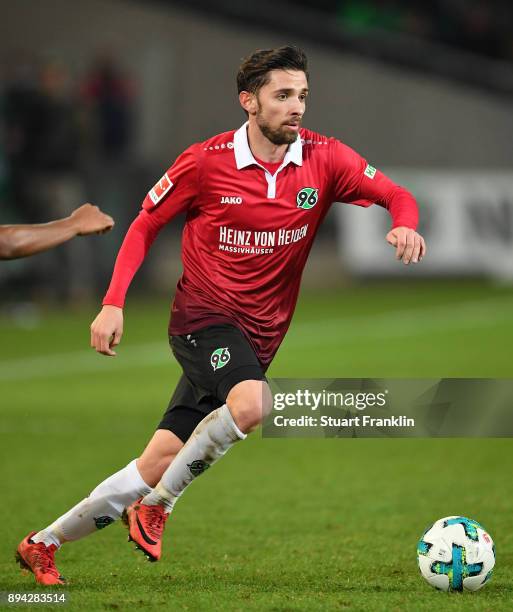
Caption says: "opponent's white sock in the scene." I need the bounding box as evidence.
[32,459,151,548]
[142,404,246,513]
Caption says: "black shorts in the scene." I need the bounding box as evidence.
[157,324,266,442]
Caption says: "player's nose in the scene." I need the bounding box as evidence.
[288,99,303,114]
[288,108,303,121]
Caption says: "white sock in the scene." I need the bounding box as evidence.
[142,404,245,512]
[32,459,151,548]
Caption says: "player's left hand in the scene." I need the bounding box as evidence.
[386,226,426,264]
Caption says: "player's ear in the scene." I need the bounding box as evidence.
[239,91,257,116]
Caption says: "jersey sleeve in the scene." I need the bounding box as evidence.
[141,144,199,221]
[329,139,418,229]
[102,146,200,308]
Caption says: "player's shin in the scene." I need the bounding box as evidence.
[32,459,151,548]
[142,404,246,512]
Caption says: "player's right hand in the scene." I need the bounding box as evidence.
[70,203,115,236]
[386,226,426,264]
[90,305,124,357]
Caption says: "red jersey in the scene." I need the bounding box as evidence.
[104,123,418,367]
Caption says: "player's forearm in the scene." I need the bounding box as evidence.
[102,213,160,308]
[378,186,418,230]
[0,218,78,260]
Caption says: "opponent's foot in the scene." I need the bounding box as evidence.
[15,532,65,585]
[123,498,168,562]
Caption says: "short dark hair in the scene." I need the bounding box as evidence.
[237,46,309,94]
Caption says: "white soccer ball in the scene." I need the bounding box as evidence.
[417,516,495,592]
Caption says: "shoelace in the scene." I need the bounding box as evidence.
[31,545,59,577]
[145,506,166,540]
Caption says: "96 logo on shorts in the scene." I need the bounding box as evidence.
[210,347,231,371]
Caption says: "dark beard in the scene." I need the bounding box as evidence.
[256,115,298,145]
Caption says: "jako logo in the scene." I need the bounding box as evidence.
[220,196,243,204]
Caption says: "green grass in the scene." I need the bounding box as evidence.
[1,280,513,610]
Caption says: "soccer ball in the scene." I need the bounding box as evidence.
[417,516,495,592]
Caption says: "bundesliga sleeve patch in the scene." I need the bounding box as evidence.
[148,172,174,205]
[364,164,377,179]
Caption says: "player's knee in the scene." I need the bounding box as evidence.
[227,380,273,433]
[230,401,262,433]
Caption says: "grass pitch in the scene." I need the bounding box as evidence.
[1,280,513,610]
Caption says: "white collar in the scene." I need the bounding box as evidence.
[233,121,303,170]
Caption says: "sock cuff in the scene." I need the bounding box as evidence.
[219,404,247,440]
[129,459,152,494]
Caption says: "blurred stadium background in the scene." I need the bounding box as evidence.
[1,1,513,609]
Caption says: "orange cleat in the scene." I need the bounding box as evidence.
[15,532,65,586]
[122,498,168,562]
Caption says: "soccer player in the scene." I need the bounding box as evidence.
[0,203,114,260]
[16,46,425,585]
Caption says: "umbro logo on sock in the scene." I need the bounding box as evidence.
[187,460,210,477]
[94,516,115,530]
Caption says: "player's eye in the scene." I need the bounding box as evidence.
[277,93,287,101]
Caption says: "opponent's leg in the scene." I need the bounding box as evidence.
[126,380,272,560]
